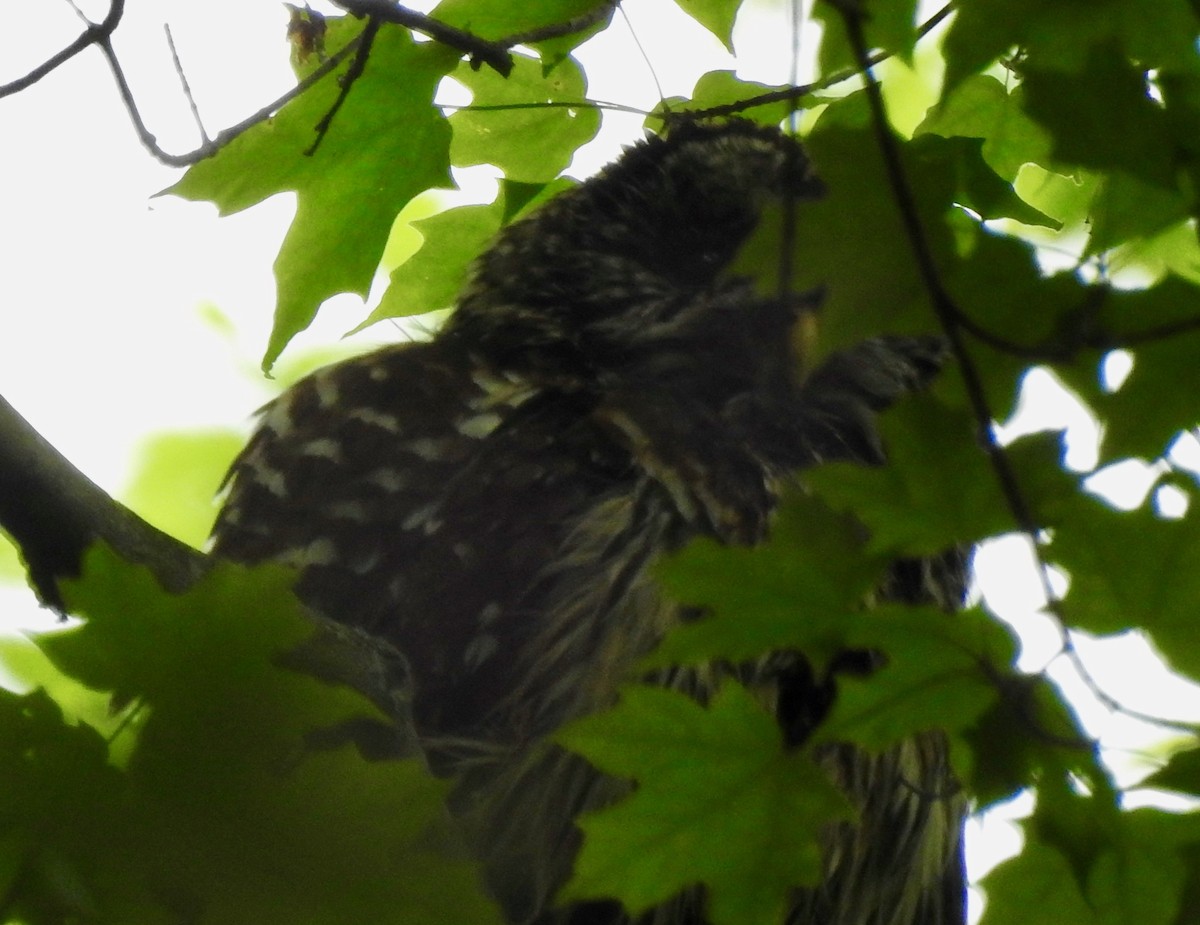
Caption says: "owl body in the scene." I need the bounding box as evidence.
[212,121,966,925]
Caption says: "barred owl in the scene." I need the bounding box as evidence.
[212,119,967,925]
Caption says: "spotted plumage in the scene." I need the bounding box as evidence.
[212,119,966,925]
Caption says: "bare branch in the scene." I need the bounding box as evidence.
[684,3,954,122]
[0,391,418,734]
[954,282,1200,362]
[331,0,513,75]
[94,27,366,167]
[493,1,618,48]
[445,97,649,116]
[5,0,634,172]
[0,392,206,608]
[165,23,209,145]
[0,0,124,99]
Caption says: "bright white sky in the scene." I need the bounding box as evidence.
[4,2,1200,920]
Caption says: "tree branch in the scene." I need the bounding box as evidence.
[0,391,416,743]
[0,0,124,99]
[8,1,618,170]
[0,392,205,607]
[684,2,954,122]
[331,0,513,75]
[493,1,618,48]
[164,23,209,145]
[95,26,367,167]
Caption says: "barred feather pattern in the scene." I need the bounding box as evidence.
[211,120,967,925]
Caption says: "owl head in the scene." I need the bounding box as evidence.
[446,119,824,381]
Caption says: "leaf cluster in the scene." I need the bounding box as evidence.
[2,547,499,923]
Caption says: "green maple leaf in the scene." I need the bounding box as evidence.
[813,606,1004,754]
[558,683,853,925]
[1050,498,1200,683]
[670,0,742,52]
[449,53,600,182]
[807,396,1072,556]
[168,19,458,370]
[35,546,501,924]
[648,492,884,670]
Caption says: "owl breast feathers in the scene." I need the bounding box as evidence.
[212,119,966,925]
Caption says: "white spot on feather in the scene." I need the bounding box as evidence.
[250,464,288,498]
[326,499,370,521]
[278,537,337,567]
[456,411,502,439]
[300,438,343,461]
[463,634,499,669]
[401,502,441,532]
[314,374,339,408]
[366,468,407,492]
[350,406,402,432]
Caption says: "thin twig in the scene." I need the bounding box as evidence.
[835,2,1044,553]
[80,1,626,167]
[305,16,380,156]
[686,2,954,121]
[951,310,1073,360]
[331,0,512,75]
[306,2,622,156]
[62,0,91,25]
[94,27,366,167]
[444,98,650,116]
[1050,641,1200,734]
[1118,312,1200,347]
[830,0,1075,729]
[775,0,803,305]
[9,1,508,166]
[495,1,619,48]
[205,35,364,159]
[164,23,209,144]
[956,288,1200,361]
[0,0,124,98]
[786,0,803,132]
[615,3,664,105]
